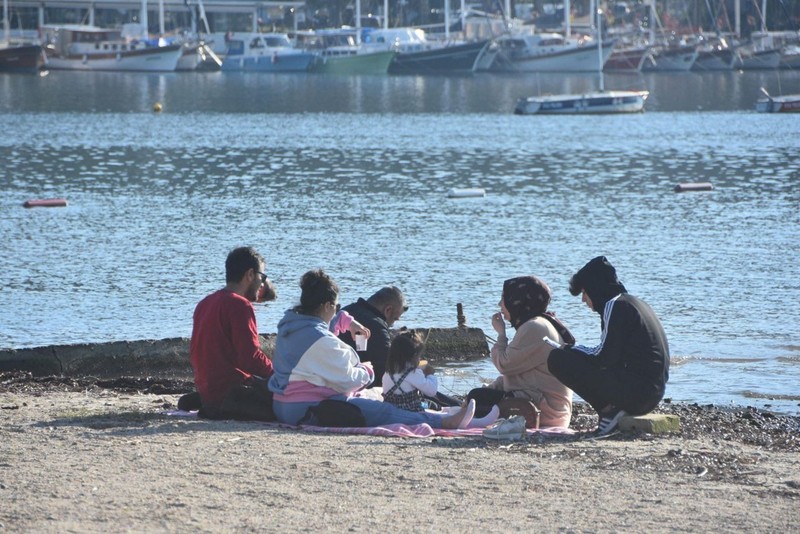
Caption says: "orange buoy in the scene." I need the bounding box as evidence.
[674,182,714,193]
[23,198,68,208]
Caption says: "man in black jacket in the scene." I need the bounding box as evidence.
[547,256,670,435]
[338,286,408,388]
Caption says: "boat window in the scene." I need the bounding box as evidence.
[112,44,118,50]
[539,38,564,46]
[250,38,263,49]
[265,37,289,47]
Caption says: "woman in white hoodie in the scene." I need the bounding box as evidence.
[268,269,475,428]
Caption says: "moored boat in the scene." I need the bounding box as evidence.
[513,9,648,115]
[642,44,697,71]
[514,90,649,115]
[40,24,182,72]
[492,31,613,73]
[0,0,44,73]
[0,42,44,73]
[297,28,395,75]
[364,27,495,74]
[604,45,651,72]
[221,32,314,72]
[692,37,737,71]
[755,88,800,113]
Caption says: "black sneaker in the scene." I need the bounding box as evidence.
[596,408,627,436]
[177,391,202,411]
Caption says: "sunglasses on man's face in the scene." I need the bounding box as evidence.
[256,271,268,284]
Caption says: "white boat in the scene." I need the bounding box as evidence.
[736,30,782,70]
[692,36,737,71]
[643,43,698,71]
[492,31,613,73]
[513,10,647,115]
[514,90,648,115]
[41,24,182,72]
[755,87,800,113]
[221,32,315,72]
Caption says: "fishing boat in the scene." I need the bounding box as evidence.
[40,24,182,72]
[755,87,800,113]
[296,28,395,75]
[513,9,647,115]
[221,32,314,72]
[364,27,495,74]
[0,0,44,73]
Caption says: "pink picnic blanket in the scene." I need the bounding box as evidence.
[165,410,575,439]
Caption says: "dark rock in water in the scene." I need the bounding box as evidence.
[0,328,488,378]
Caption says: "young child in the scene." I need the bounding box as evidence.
[382,331,500,428]
[382,331,435,412]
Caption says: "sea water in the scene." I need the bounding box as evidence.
[1,70,798,413]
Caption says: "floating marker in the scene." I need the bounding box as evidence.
[674,182,714,193]
[447,187,486,198]
[23,198,68,208]
[153,102,163,112]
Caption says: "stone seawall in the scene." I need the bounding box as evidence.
[0,327,489,379]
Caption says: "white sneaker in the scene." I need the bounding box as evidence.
[482,415,527,440]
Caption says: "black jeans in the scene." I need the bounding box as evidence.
[547,348,663,416]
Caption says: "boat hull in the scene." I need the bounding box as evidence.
[755,95,800,113]
[45,43,183,72]
[221,51,315,72]
[494,41,613,72]
[692,48,736,71]
[388,40,493,74]
[604,46,650,72]
[0,44,44,73]
[737,48,782,70]
[310,50,395,75]
[643,46,697,71]
[514,90,649,115]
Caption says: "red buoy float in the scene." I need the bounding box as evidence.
[23,198,68,208]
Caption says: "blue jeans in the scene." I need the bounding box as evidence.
[273,395,445,427]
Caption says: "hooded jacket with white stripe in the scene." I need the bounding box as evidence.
[569,257,670,393]
[268,309,374,403]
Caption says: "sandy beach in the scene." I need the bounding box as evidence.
[1,375,798,533]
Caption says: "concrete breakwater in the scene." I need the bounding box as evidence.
[0,327,489,379]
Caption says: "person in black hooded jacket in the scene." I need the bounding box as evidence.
[547,256,669,435]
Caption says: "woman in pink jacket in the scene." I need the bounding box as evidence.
[470,276,575,428]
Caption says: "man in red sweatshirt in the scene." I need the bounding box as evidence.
[188,246,277,420]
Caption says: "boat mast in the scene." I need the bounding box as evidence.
[140,0,149,38]
[3,0,9,46]
[597,0,604,91]
[355,0,361,44]
[444,0,450,39]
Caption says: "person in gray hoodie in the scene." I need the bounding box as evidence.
[547,256,670,435]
